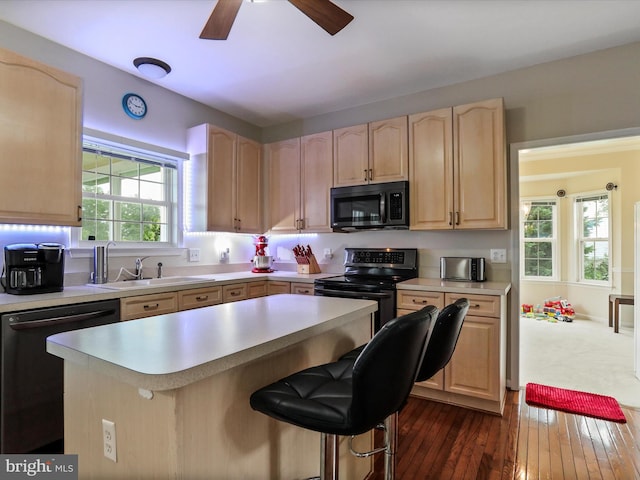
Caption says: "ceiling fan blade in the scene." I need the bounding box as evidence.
[200,0,243,40]
[288,0,354,36]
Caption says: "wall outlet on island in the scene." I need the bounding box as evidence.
[490,249,507,264]
[102,419,117,462]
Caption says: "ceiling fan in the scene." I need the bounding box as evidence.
[200,0,354,40]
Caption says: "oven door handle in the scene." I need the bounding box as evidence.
[9,309,118,330]
[315,288,393,300]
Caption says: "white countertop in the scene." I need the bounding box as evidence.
[0,271,337,313]
[397,278,511,296]
[46,294,377,391]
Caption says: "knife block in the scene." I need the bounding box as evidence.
[296,254,321,274]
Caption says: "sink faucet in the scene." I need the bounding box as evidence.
[135,256,150,279]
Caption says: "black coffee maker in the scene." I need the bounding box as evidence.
[2,243,65,295]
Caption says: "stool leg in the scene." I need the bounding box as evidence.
[320,433,338,480]
[383,412,398,480]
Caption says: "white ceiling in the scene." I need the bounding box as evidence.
[2,0,640,128]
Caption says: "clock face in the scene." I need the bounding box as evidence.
[122,93,147,119]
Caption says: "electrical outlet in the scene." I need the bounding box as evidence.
[102,419,117,462]
[188,248,200,262]
[490,249,507,264]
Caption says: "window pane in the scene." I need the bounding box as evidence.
[140,180,163,201]
[583,240,609,281]
[112,158,139,178]
[115,202,141,222]
[117,222,142,242]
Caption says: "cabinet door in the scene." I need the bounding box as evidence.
[409,108,454,230]
[247,281,268,298]
[236,137,262,233]
[333,124,368,187]
[120,292,178,321]
[453,98,506,229]
[268,138,301,232]
[178,286,223,311]
[291,282,314,295]
[223,284,248,303]
[205,126,237,231]
[301,131,333,232]
[368,116,408,184]
[267,281,290,295]
[444,314,500,401]
[0,47,82,226]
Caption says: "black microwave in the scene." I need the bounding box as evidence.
[330,181,410,231]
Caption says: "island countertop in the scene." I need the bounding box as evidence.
[46,294,377,392]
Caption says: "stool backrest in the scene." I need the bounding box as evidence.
[350,305,438,433]
[415,298,469,383]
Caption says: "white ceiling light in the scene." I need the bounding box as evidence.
[133,57,171,79]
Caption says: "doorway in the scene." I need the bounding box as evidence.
[509,128,640,407]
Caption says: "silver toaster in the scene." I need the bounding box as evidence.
[440,257,486,282]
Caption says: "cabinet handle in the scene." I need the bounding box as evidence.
[412,299,429,305]
[195,295,209,301]
[368,168,373,181]
[143,303,159,310]
[448,212,453,226]
[363,169,368,182]
[231,291,240,296]
[470,303,481,309]
[455,212,460,225]
[77,205,83,222]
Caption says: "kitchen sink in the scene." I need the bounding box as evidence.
[90,276,213,290]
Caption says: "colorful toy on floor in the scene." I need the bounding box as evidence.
[544,296,575,322]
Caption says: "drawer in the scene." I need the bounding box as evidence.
[397,290,445,311]
[178,286,223,311]
[267,281,290,295]
[445,292,500,318]
[247,281,268,298]
[291,282,314,295]
[121,292,178,321]
[223,284,247,303]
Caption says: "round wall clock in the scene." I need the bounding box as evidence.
[122,93,147,119]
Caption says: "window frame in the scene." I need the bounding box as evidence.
[520,197,559,281]
[72,134,182,249]
[574,192,611,285]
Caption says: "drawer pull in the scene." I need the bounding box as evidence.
[470,303,481,309]
[231,291,240,296]
[143,303,159,311]
[412,299,429,305]
[195,295,209,301]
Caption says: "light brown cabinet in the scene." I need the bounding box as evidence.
[223,283,247,303]
[333,116,408,187]
[267,132,333,233]
[178,286,223,311]
[120,292,179,321]
[247,281,268,298]
[267,281,291,295]
[409,98,506,230]
[290,282,314,295]
[186,124,262,233]
[397,289,505,414]
[0,47,83,226]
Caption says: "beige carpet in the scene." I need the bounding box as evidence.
[519,315,640,408]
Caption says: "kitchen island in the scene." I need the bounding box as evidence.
[47,294,376,479]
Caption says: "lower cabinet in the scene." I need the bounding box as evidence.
[291,282,314,295]
[223,284,248,303]
[247,280,268,298]
[178,286,223,311]
[397,289,506,414]
[267,281,291,295]
[121,292,179,321]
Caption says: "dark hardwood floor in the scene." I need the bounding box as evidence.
[369,390,640,479]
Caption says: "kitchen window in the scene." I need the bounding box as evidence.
[520,199,558,280]
[575,193,610,283]
[80,138,178,245]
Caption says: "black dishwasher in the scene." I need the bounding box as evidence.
[0,298,120,453]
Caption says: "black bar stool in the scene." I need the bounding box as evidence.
[337,297,470,478]
[250,305,438,480]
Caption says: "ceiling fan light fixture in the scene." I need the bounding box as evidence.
[133,57,172,79]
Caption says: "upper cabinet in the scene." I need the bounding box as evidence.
[0,47,83,226]
[187,124,262,233]
[409,98,506,230]
[333,116,408,187]
[267,132,333,233]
